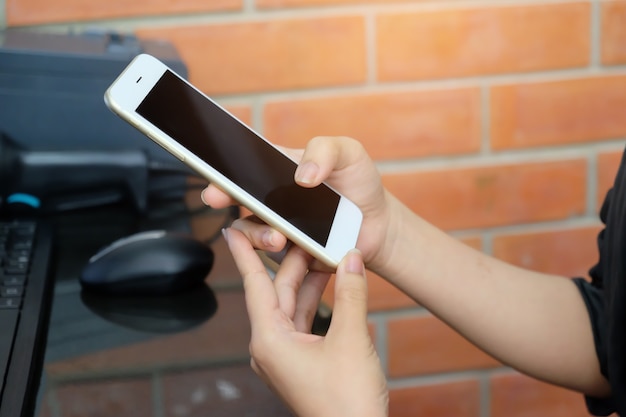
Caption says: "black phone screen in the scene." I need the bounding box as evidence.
[136,70,339,246]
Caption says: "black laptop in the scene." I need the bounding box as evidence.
[0,208,55,417]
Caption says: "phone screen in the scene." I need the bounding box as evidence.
[136,70,339,246]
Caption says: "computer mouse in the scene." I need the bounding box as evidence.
[80,230,214,296]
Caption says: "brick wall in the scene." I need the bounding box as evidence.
[4,0,625,416]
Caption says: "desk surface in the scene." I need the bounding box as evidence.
[36,204,294,417]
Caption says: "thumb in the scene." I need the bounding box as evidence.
[294,136,368,187]
[327,249,369,337]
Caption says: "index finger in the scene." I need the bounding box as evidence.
[223,228,278,331]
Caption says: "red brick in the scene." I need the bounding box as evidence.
[493,227,601,279]
[382,159,587,231]
[387,314,501,378]
[491,76,626,149]
[225,105,252,126]
[6,0,241,26]
[264,88,481,161]
[376,3,589,82]
[598,150,625,207]
[55,379,153,417]
[491,373,590,417]
[258,0,423,7]
[601,0,626,65]
[137,16,367,95]
[389,380,481,417]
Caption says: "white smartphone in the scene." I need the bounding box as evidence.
[104,54,362,267]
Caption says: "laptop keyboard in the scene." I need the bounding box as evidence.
[0,220,54,417]
[0,221,34,308]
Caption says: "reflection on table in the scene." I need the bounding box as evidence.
[38,203,294,417]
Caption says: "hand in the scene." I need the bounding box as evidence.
[224,227,388,417]
[202,136,395,273]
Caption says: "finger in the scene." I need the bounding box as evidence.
[263,242,335,275]
[293,271,331,333]
[201,184,236,208]
[273,245,314,319]
[294,136,368,187]
[224,228,278,331]
[230,217,289,253]
[326,249,369,338]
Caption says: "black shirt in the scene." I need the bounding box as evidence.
[573,146,626,416]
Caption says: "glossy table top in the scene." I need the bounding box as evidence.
[36,203,294,417]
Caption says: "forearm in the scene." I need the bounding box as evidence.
[375,193,609,397]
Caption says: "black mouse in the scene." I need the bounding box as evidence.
[80,230,214,296]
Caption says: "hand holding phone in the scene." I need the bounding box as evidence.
[104,54,362,267]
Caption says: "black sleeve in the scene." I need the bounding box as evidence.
[575,149,626,415]
[572,277,616,415]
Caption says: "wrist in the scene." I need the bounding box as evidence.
[368,191,436,287]
[367,191,405,277]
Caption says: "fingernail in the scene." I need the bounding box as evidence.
[295,162,319,184]
[345,249,364,275]
[262,229,275,247]
[221,228,229,243]
[200,190,209,206]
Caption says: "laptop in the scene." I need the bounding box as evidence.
[0,208,55,417]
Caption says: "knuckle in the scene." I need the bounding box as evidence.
[241,268,270,291]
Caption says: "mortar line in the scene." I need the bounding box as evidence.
[587,149,599,216]
[368,314,389,376]
[367,306,429,321]
[243,0,256,14]
[450,217,605,241]
[479,373,492,417]
[480,84,491,156]
[365,11,377,85]
[251,96,265,134]
[482,231,494,256]
[152,371,165,417]
[374,140,626,174]
[386,367,510,390]
[47,386,61,417]
[0,0,6,29]
[590,0,602,69]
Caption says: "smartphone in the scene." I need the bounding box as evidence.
[104,54,362,267]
